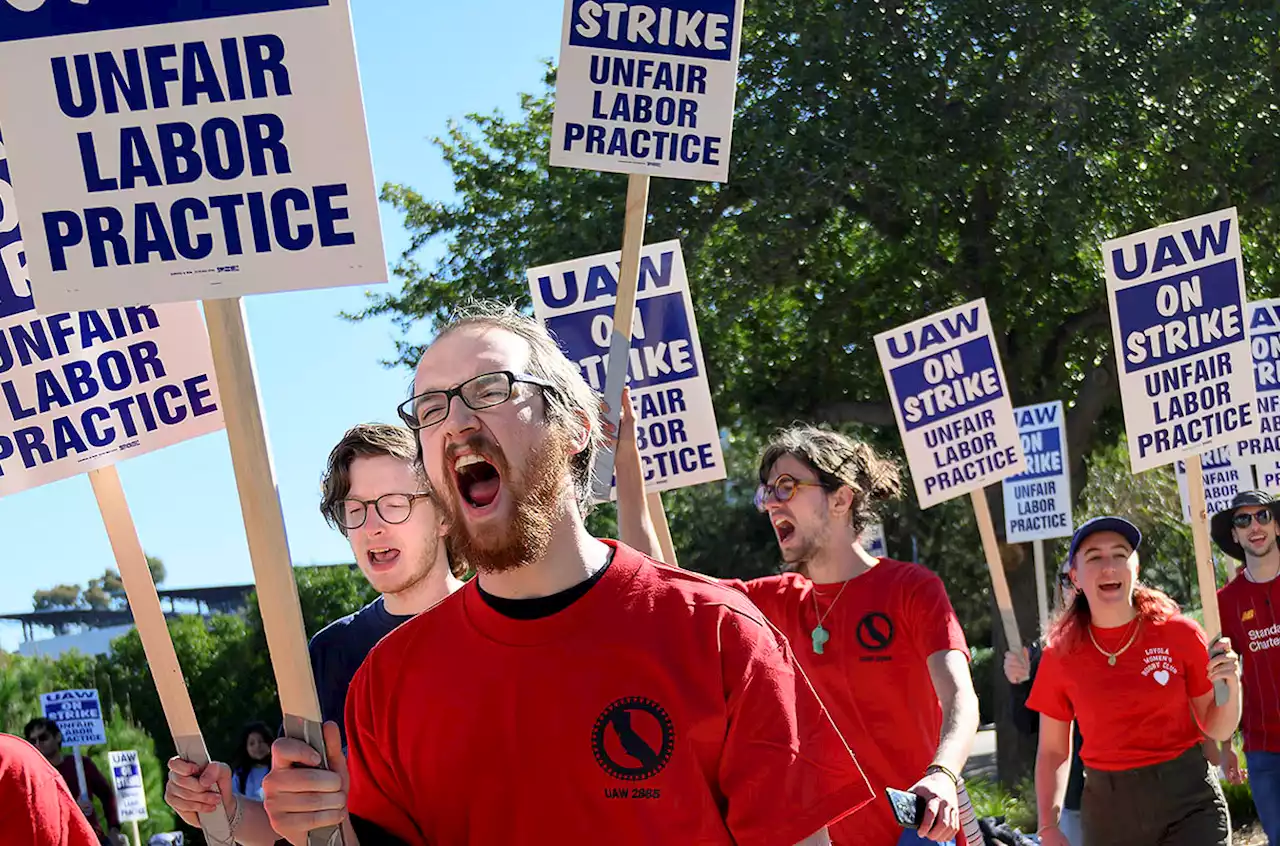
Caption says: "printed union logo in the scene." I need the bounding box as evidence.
[856,612,895,651]
[592,696,675,782]
[1243,609,1256,622]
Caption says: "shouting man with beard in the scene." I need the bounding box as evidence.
[264,303,874,846]
[731,427,979,846]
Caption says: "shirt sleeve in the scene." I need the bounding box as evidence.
[1179,617,1214,699]
[716,607,872,846]
[83,758,118,828]
[909,572,970,660]
[0,739,101,846]
[1026,646,1074,723]
[345,655,425,844]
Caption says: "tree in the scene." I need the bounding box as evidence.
[353,1,1280,784]
[33,584,82,611]
[145,554,167,586]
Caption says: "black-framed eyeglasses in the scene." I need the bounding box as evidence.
[397,371,558,431]
[754,475,826,513]
[1233,509,1275,529]
[335,492,431,530]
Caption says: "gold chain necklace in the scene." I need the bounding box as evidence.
[809,580,850,655]
[1088,618,1141,666]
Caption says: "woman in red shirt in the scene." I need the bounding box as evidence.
[1027,516,1242,846]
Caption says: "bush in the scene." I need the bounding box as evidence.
[964,775,1036,832]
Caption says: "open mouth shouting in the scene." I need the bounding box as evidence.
[454,452,503,515]
[773,516,797,545]
[366,546,401,572]
[1096,579,1125,597]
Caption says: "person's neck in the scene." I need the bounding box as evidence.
[1245,548,1280,583]
[382,557,464,617]
[1090,603,1138,629]
[48,750,64,766]
[804,537,877,585]
[476,507,610,600]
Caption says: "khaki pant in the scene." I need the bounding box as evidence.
[1081,746,1229,846]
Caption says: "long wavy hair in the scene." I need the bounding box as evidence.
[230,721,273,793]
[1048,576,1180,653]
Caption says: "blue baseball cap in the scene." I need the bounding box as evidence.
[1066,516,1142,566]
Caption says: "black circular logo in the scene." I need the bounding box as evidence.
[592,696,675,781]
[856,612,895,651]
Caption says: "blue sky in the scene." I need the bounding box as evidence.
[0,0,565,649]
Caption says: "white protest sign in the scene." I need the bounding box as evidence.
[861,521,887,558]
[528,239,725,497]
[0,0,385,312]
[1002,401,1074,544]
[108,749,148,822]
[550,0,744,182]
[1175,446,1254,524]
[875,299,1025,510]
[1103,208,1256,473]
[0,132,223,496]
[40,688,107,746]
[1240,299,1280,478]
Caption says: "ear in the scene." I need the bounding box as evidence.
[566,407,593,456]
[829,485,855,516]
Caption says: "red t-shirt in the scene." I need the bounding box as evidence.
[1218,573,1280,752]
[0,734,101,846]
[345,541,872,845]
[1027,614,1212,771]
[728,559,970,846]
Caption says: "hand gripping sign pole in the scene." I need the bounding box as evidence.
[1184,454,1229,705]
[1102,208,1255,707]
[89,467,234,845]
[204,298,342,846]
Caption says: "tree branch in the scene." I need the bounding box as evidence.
[1040,306,1110,378]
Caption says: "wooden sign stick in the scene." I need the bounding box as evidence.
[594,174,679,567]
[1032,538,1050,634]
[971,489,1023,653]
[202,298,341,846]
[1184,453,1230,705]
[88,466,234,845]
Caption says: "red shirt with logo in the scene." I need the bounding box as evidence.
[728,559,971,846]
[0,734,101,846]
[345,542,872,845]
[1027,614,1212,770]
[1218,572,1280,753]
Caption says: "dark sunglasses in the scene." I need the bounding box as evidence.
[1233,509,1276,529]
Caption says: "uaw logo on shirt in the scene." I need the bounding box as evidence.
[593,696,675,800]
[1248,623,1280,653]
[856,612,895,661]
[1141,647,1179,687]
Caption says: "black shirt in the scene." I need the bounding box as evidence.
[309,596,414,750]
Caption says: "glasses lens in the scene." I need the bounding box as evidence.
[462,372,513,410]
[753,486,770,513]
[1235,512,1260,529]
[774,477,798,503]
[413,392,450,429]
[339,500,367,530]
[1259,510,1275,525]
[375,494,414,525]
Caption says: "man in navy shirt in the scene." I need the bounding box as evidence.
[163,423,462,843]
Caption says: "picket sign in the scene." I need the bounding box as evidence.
[874,299,1026,652]
[203,298,337,846]
[89,467,233,844]
[1102,208,1255,706]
